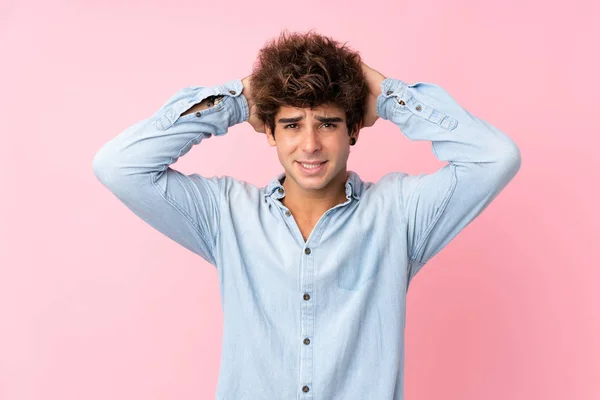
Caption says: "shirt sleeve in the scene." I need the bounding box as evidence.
[375,78,522,281]
[92,79,249,267]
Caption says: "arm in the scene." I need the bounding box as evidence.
[368,68,521,281]
[92,79,250,267]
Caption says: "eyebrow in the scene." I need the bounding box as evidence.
[277,116,344,124]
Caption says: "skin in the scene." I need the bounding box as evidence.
[243,63,386,239]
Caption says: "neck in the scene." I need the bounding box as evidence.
[281,171,349,221]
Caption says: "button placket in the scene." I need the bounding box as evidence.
[299,244,315,397]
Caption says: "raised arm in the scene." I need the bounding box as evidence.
[92,79,250,267]
[364,65,522,281]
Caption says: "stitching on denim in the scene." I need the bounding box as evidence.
[405,90,458,132]
[410,163,458,263]
[432,141,441,159]
[170,174,221,251]
[163,133,205,167]
[164,99,225,130]
[174,171,221,259]
[407,259,426,288]
[150,170,217,266]
[150,145,216,264]
[213,178,224,268]
[397,173,409,227]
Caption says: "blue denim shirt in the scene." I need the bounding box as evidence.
[93,77,521,399]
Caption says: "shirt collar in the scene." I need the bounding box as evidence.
[264,171,362,201]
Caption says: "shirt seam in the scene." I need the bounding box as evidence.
[410,163,458,263]
[396,172,409,227]
[150,130,218,265]
[150,173,217,265]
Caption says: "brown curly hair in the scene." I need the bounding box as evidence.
[250,30,369,137]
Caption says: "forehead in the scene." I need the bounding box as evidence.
[276,102,346,118]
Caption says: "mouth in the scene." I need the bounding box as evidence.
[296,160,327,175]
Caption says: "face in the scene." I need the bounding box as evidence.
[266,102,359,196]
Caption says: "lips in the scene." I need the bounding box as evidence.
[299,161,325,167]
[296,161,327,174]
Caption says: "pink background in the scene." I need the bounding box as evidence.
[1,0,599,399]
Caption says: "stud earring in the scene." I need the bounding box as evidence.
[350,137,356,146]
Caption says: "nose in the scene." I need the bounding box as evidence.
[301,127,321,153]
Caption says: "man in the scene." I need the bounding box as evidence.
[93,31,521,399]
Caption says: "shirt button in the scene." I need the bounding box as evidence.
[302,386,310,393]
[386,90,393,95]
[415,105,422,111]
[304,338,310,345]
[285,210,291,216]
[304,248,311,255]
[229,90,236,95]
[398,99,405,106]
[303,293,310,301]
[195,111,201,117]
[278,188,284,194]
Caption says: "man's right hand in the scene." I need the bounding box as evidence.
[241,76,266,133]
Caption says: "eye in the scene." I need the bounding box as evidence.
[283,123,337,129]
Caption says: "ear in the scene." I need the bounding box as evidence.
[351,121,362,141]
[265,126,277,147]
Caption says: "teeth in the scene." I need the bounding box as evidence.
[301,163,323,169]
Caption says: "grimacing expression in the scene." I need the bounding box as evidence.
[266,102,359,193]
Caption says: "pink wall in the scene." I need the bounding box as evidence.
[1,0,598,399]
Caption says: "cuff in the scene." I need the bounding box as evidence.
[375,78,409,120]
[210,79,249,129]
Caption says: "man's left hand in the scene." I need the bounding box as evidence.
[360,63,386,128]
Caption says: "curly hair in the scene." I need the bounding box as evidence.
[250,30,369,137]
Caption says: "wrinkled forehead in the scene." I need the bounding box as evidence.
[275,102,346,120]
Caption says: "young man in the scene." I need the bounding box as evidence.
[93,31,521,399]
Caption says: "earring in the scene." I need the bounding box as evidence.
[350,137,356,146]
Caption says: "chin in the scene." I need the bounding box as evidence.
[299,175,336,191]
[301,181,329,191]
[287,173,326,191]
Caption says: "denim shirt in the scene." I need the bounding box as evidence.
[93,77,521,399]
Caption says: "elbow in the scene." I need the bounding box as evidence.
[92,145,121,188]
[504,139,522,174]
[494,138,522,183]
